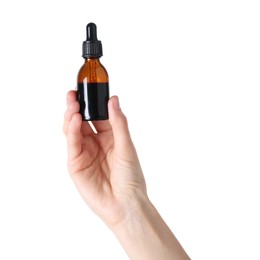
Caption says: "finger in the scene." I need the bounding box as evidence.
[63,101,80,136]
[92,120,112,133]
[67,113,83,160]
[81,121,95,136]
[108,96,132,149]
[66,90,77,107]
[64,101,79,121]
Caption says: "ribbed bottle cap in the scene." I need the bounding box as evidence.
[82,23,103,58]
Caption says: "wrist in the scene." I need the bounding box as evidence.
[110,194,190,260]
[110,194,159,259]
[106,191,150,232]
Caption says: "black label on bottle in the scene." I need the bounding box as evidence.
[77,82,109,121]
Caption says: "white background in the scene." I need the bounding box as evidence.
[0,0,259,259]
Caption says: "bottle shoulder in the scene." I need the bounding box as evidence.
[77,59,108,83]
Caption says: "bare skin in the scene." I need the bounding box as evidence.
[63,90,190,260]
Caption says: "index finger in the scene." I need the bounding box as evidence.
[66,90,77,107]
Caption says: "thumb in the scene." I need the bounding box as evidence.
[108,96,132,149]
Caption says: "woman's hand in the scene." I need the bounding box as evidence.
[63,91,147,227]
[63,90,190,259]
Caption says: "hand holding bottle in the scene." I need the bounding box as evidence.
[63,91,190,260]
[63,90,147,227]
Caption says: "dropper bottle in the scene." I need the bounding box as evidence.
[77,23,109,121]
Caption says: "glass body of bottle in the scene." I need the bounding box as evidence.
[77,58,109,121]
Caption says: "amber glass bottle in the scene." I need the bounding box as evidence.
[77,23,109,121]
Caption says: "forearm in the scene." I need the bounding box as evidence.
[111,194,190,260]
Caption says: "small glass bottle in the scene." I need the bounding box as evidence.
[77,23,109,121]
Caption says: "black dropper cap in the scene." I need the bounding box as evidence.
[82,23,103,58]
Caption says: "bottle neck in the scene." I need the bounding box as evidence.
[84,57,101,63]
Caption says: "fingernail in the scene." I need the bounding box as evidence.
[113,96,121,111]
